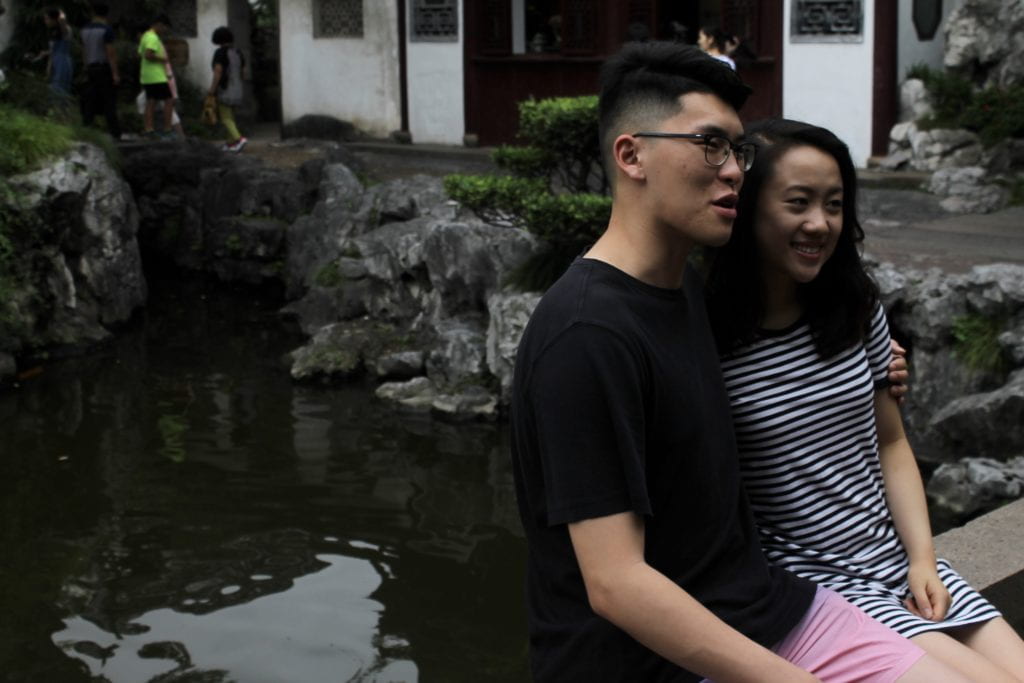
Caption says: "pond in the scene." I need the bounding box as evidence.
[0,274,528,683]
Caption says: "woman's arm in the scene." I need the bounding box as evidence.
[208,63,224,96]
[874,390,950,620]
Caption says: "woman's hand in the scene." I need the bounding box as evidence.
[904,563,950,621]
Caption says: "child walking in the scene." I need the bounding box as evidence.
[208,26,247,153]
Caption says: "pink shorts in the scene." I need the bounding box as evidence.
[701,587,925,682]
[771,587,925,682]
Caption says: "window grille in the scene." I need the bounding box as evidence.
[166,0,198,38]
[411,0,458,41]
[314,0,364,38]
[791,0,863,43]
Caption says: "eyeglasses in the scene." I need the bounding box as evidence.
[632,132,757,172]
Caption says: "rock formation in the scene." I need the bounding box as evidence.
[0,143,146,381]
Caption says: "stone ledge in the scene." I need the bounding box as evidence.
[934,497,1024,632]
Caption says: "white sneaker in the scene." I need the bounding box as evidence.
[228,137,248,153]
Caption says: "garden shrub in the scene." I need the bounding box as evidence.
[445,95,610,291]
[907,64,1024,146]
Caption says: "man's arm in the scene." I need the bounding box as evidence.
[569,512,820,683]
[105,40,120,83]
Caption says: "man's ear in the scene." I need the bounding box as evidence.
[613,134,646,181]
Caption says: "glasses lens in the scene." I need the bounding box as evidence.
[738,143,756,171]
[704,136,729,166]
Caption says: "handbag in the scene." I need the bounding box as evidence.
[201,95,218,125]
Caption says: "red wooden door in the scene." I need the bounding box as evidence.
[722,0,783,123]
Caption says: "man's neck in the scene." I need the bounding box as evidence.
[584,206,692,290]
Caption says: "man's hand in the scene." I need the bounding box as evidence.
[888,339,908,405]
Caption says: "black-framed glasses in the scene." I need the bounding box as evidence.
[632,132,757,172]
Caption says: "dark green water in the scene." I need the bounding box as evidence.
[0,276,528,683]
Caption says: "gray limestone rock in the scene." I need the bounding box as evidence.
[1,143,145,355]
[944,0,1024,87]
[929,369,1024,460]
[487,290,542,403]
[373,350,425,379]
[928,166,1009,214]
[927,456,1024,517]
[899,79,932,122]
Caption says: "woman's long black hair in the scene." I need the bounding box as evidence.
[704,118,879,359]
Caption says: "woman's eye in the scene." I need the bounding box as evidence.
[786,197,808,207]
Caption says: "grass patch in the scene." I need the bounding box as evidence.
[952,314,1008,375]
[0,104,74,176]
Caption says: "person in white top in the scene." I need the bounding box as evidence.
[698,26,736,71]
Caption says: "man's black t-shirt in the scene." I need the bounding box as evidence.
[510,258,815,681]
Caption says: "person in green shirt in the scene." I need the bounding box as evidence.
[138,14,175,139]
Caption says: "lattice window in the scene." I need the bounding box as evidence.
[411,0,458,41]
[313,0,364,38]
[791,0,863,42]
[166,0,198,38]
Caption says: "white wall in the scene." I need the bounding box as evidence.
[897,0,964,81]
[405,4,464,144]
[178,0,229,94]
[279,0,401,137]
[782,1,875,166]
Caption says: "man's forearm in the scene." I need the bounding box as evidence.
[592,561,817,682]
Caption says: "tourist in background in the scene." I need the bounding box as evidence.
[35,7,73,98]
[208,26,247,153]
[138,14,175,140]
[79,2,121,139]
[697,25,736,70]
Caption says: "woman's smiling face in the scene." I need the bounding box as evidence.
[754,144,844,289]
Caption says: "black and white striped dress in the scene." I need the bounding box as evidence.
[719,302,1000,637]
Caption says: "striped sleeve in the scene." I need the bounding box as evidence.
[866,302,892,389]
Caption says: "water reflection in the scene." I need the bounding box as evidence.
[0,275,528,682]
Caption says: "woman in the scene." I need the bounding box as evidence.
[208,26,247,153]
[41,7,73,97]
[705,118,1024,681]
[697,25,735,71]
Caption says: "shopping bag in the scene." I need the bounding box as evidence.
[201,95,218,125]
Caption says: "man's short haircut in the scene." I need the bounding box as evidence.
[212,26,234,45]
[92,2,109,17]
[153,13,171,28]
[598,41,751,179]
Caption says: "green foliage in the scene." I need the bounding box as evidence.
[492,145,553,178]
[0,104,73,176]
[952,314,1008,375]
[314,261,345,288]
[445,95,607,291]
[517,96,603,192]
[443,174,548,225]
[908,64,1024,146]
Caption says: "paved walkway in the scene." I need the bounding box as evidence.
[244,126,1024,274]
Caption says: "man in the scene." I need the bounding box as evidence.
[137,13,175,139]
[79,2,121,140]
[509,41,967,682]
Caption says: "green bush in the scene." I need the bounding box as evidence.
[906,64,1024,146]
[445,94,607,291]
